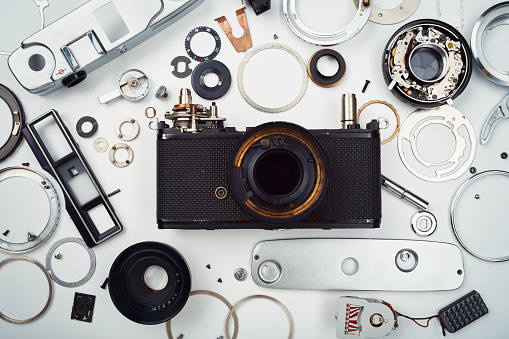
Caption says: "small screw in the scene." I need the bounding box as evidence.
[2,230,9,236]
[156,86,168,99]
[273,34,279,40]
[475,194,480,200]
[22,162,30,167]
[260,138,270,149]
[100,277,109,289]
[54,253,62,260]
[177,335,184,339]
[362,80,371,93]
[217,336,224,339]
[502,152,508,159]
[108,189,121,197]
[217,278,223,283]
[273,136,285,147]
[234,268,248,281]
[27,232,37,241]
[206,264,211,269]
[470,167,476,174]
[215,187,227,199]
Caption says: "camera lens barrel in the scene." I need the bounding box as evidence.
[228,122,329,224]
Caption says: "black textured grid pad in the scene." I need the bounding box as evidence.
[438,290,488,333]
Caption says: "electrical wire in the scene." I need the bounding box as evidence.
[382,300,446,336]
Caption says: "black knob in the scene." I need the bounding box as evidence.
[62,70,87,88]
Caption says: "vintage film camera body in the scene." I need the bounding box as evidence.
[156,90,381,229]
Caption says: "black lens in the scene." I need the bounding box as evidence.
[409,46,444,82]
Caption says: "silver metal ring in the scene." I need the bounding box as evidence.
[45,237,96,287]
[238,43,307,113]
[451,170,509,262]
[471,2,509,86]
[166,290,240,339]
[353,0,420,25]
[283,0,371,45]
[109,143,134,168]
[0,256,53,324]
[115,117,140,141]
[0,167,60,253]
[411,211,437,236]
[93,137,109,153]
[225,295,293,339]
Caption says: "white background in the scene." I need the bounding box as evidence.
[1,0,509,338]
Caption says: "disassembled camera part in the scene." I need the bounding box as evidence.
[109,242,191,325]
[166,290,240,339]
[171,56,192,78]
[215,187,228,199]
[357,100,400,144]
[156,86,168,99]
[451,170,509,262]
[341,93,358,128]
[46,237,96,287]
[480,94,509,144]
[382,19,472,108]
[381,175,429,211]
[225,295,292,339]
[164,89,226,133]
[472,3,509,86]
[71,292,96,323]
[8,0,204,95]
[54,252,62,259]
[502,152,508,159]
[99,69,150,104]
[215,8,253,53]
[0,256,53,324]
[411,211,437,236]
[23,110,123,248]
[145,107,157,119]
[0,85,25,162]
[110,144,134,168]
[206,264,211,269]
[238,43,308,113]
[361,80,370,93]
[470,167,477,174]
[0,167,60,253]
[398,106,476,182]
[76,116,98,138]
[283,0,371,46]
[185,26,221,62]
[437,0,463,30]
[307,49,346,88]
[248,0,271,15]
[100,278,109,289]
[438,290,488,334]
[115,117,140,141]
[93,137,109,153]
[251,239,464,291]
[192,60,232,100]
[234,268,248,281]
[336,297,395,339]
[352,0,420,25]
[274,34,278,39]
[0,0,48,56]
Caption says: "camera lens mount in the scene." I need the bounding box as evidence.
[228,122,329,224]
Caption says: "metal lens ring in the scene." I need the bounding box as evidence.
[0,256,53,324]
[397,106,476,182]
[238,43,308,113]
[109,143,134,168]
[451,170,509,262]
[307,49,346,88]
[282,0,372,46]
[108,242,192,325]
[185,26,221,62]
[166,290,240,339]
[352,0,420,25]
[45,237,96,288]
[115,117,140,141]
[0,85,25,162]
[471,2,509,86]
[382,19,472,108]
[228,122,328,224]
[0,167,60,253]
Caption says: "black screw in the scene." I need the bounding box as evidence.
[273,136,285,147]
[469,167,476,174]
[2,230,9,236]
[502,152,508,159]
[100,277,109,289]
[22,162,30,167]
[206,264,211,269]
[362,80,371,93]
[217,278,223,283]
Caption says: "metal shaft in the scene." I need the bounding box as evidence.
[341,93,357,129]
[381,175,429,211]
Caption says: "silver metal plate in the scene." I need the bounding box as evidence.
[251,239,464,291]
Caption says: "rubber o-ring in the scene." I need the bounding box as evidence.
[76,116,98,138]
[307,49,346,87]
[191,60,231,100]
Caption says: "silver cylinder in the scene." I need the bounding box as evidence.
[179,88,192,105]
[341,93,357,129]
[210,102,218,118]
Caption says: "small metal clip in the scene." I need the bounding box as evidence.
[215,8,253,52]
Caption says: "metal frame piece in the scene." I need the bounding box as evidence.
[215,7,253,53]
[480,94,509,144]
[22,110,123,248]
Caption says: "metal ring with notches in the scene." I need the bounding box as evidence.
[0,256,53,324]
[238,43,308,113]
[471,2,509,86]
[166,290,240,339]
[115,117,139,141]
[352,0,420,25]
[225,295,293,339]
[0,167,60,253]
[45,237,96,287]
[283,0,372,45]
[110,143,134,168]
[357,100,400,144]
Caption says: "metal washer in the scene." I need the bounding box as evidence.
[93,137,109,153]
[110,143,134,168]
[411,211,437,236]
[45,237,96,288]
[115,117,139,141]
[76,116,98,138]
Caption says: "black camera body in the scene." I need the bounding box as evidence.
[156,91,381,230]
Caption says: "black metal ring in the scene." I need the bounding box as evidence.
[191,60,231,100]
[307,49,346,87]
[76,116,98,138]
[185,26,221,62]
[0,84,25,162]
[171,56,192,78]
